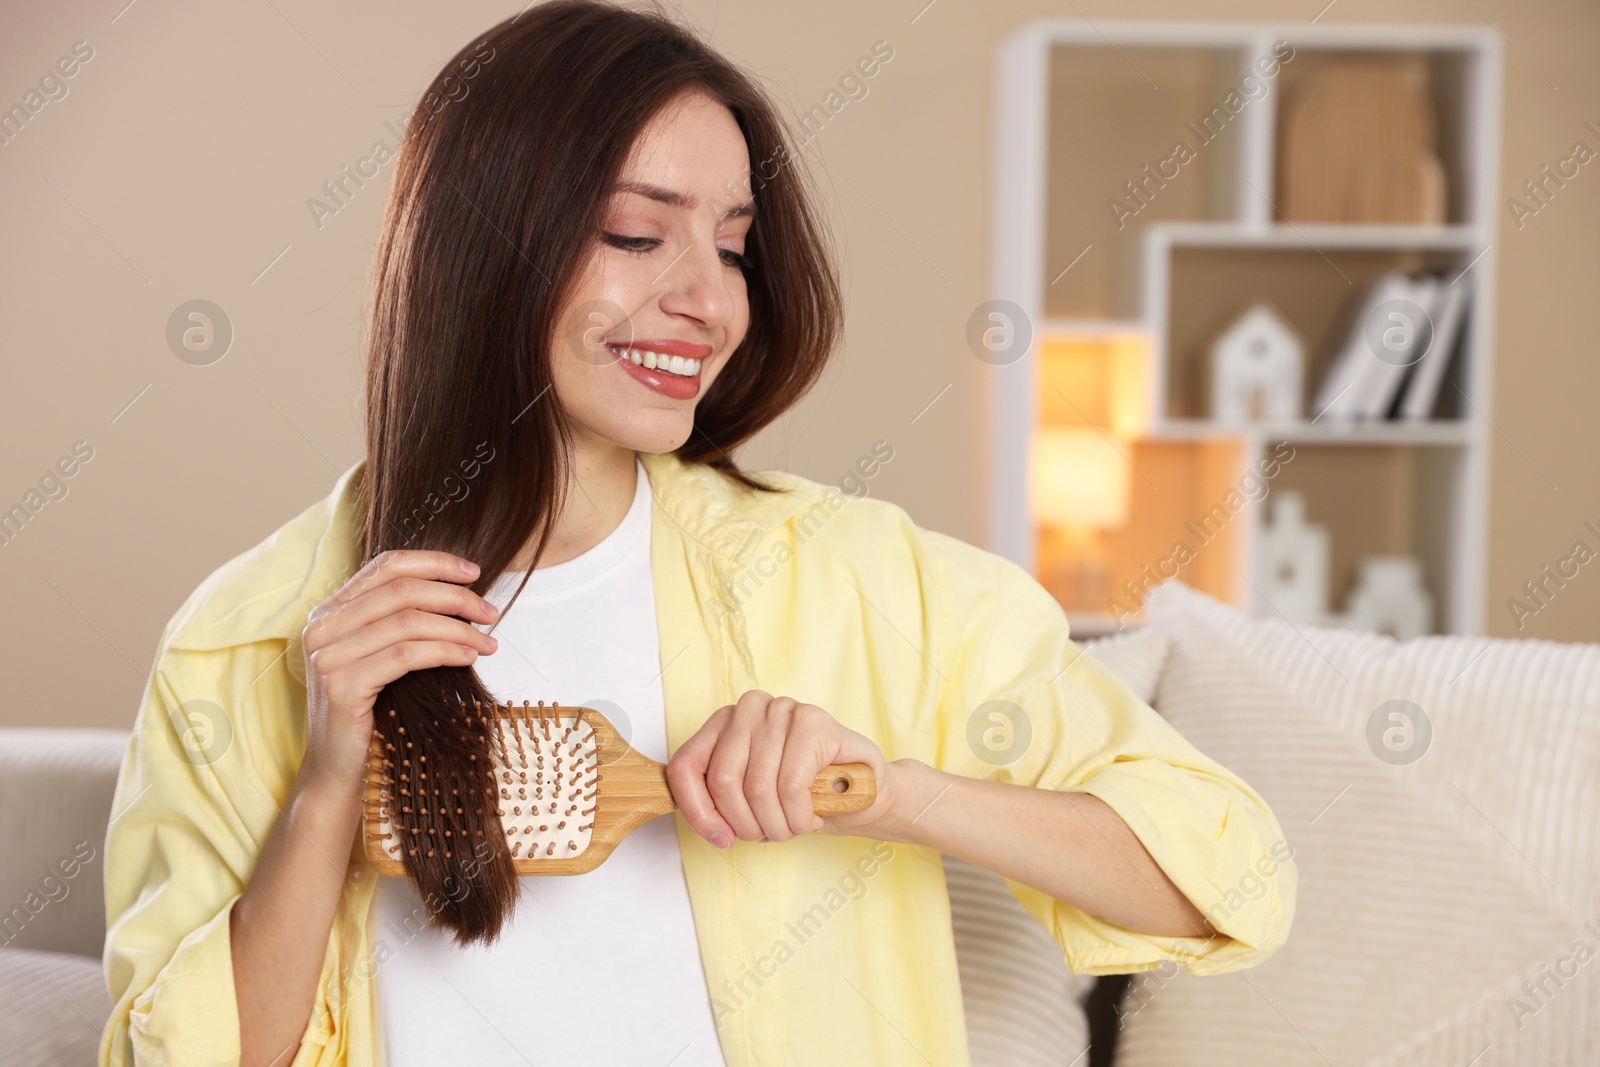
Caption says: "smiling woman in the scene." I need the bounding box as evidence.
[100,3,1294,1066]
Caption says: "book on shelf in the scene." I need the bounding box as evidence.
[1311,270,1412,424]
[1397,277,1470,421]
[1311,270,1470,424]
[1353,273,1439,421]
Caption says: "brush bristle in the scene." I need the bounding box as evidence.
[373,699,601,865]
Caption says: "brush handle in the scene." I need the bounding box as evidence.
[802,762,878,816]
[620,751,877,820]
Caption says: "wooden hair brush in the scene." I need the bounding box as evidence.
[363,699,877,875]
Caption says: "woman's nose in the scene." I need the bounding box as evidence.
[656,241,738,328]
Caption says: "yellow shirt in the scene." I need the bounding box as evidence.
[101,450,1295,1066]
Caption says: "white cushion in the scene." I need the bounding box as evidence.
[1079,628,1171,706]
[1115,582,1599,1066]
[0,946,112,1066]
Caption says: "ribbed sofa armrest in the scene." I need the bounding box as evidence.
[0,729,129,959]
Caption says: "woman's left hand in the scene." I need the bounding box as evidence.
[666,690,900,848]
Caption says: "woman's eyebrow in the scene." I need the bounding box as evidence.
[613,180,754,219]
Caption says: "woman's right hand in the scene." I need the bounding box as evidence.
[298,549,501,795]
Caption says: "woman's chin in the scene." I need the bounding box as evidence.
[582,417,693,457]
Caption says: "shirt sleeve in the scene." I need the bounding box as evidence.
[914,526,1296,977]
[101,640,338,1066]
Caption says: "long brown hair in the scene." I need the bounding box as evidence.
[358,0,841,944]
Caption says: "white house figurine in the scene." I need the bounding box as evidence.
[1254,490,1329,623]
[1210,302,1304,423]
[1344,556,1433,639]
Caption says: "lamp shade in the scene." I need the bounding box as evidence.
[1031,427,1131,529]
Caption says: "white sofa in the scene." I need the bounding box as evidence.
[4,580,1596,1065]
[0,729,125,1066]
[1094,582,1600,1066]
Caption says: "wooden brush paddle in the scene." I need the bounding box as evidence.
[363,699,877,875]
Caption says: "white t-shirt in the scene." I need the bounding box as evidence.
[370,459,726,1066]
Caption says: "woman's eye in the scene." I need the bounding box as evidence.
[601,232,660,253]
[602,231,749,272]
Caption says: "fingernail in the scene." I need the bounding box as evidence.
[460,558,477,574]
[709,832,731,849]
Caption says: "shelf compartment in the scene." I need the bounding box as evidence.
[1154,241,1477,422]
[1037,330,1149,434]
[1034,437,1253,624]
[1263,442,1469,633]
[1043,44,1258,320]
[1271,47,1485,226]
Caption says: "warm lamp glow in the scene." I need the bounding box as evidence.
[1038,332,1149,436]
[1032,428,1131,530]
[1031,330,1147,614]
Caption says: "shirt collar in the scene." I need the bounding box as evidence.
[164,450,819,685]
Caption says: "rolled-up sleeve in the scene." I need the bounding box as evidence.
[102,652,247,1066]
[101,638,338,1066]
[915,527,1296,977]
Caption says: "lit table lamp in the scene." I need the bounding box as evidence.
[1032,427,1131,614]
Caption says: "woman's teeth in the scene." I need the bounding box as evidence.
[608,345,700,377]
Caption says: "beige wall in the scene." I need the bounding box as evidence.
[3,0,1596,730]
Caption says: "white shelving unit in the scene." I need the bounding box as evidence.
[986,21,1502,636]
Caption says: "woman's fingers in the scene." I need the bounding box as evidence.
[704,693,765,842]
[338,548,478,601]
[745,697,805,842]
[666,706,737,847]
[304,548,499,712]
[310,606,496,680]
[668,691,880,848]
[775,706,833,838]
[322,636,488,713]
[308,555,497,650]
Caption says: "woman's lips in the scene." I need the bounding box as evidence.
[607,340,711,400]
[623,338,713,358]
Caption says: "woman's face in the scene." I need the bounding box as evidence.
[550,89,754,455]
